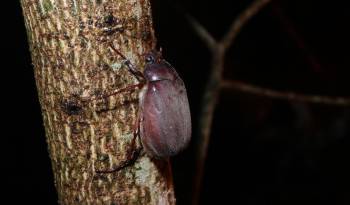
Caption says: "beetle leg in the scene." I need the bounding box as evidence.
[82,83,144,103]
[95,110,142,174]
[97,83,144,100]
[109,43,146,82]
[123,60,146,83]
[95,141,140,173]
[95,136,141,173]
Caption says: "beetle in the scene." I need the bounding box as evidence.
[94,45,191,172]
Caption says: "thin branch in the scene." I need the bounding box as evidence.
[188,1,272,205]
[221,0,271,49]
[222,80,350,106]
[164,0,218,50]
[186,14,217,51]
[192,48,224,205]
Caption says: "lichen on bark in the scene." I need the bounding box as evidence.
[20,0,175,204]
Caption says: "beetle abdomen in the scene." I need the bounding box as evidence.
[140,78,191,158]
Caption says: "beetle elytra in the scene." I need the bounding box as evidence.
[95,45,191,172]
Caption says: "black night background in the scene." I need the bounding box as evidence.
[2,0,350,204]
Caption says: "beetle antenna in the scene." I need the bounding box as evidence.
[109,43,146,82]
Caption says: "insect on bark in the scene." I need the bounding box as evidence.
[96,45,191,172]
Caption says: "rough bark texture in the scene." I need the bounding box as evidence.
[20,0,175,204]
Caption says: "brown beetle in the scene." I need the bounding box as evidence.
[112,46,192,158]
[95,46,191,172]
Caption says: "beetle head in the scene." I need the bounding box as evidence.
[145,50,162,65]
[144,50,177,82]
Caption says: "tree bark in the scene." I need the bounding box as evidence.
[20,0,175,204]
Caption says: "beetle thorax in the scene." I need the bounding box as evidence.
[144,62,176,82]
[143,51,176,82]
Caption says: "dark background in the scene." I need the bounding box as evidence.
[3,0,350,204]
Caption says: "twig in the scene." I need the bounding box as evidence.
[186,15,217,51]
[187,0,350,203]
[192,46,224,205]
[222,80,350,106]
[188,1,272,205]
[221,0,271,49]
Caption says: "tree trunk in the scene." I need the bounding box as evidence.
[20,0,175,204]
